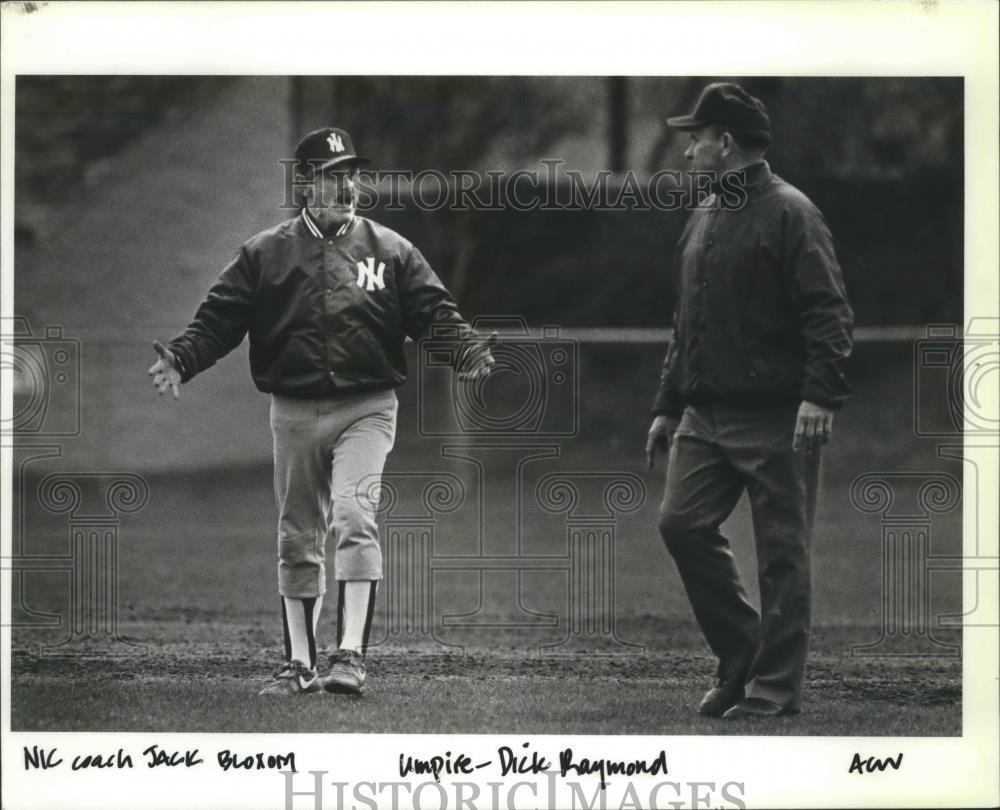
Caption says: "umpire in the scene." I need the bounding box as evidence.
[646,84,854,719]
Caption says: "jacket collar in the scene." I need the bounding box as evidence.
[699,160,772,208]
[300,208,355,239]
[733,160,772,193]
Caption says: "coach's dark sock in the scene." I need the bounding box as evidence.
[281,595,322,668]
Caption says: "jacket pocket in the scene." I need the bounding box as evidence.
[744,335,802,390]
[333,326,400,383]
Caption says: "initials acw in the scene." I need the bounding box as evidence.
[356,257,386,292]
[848,753,903,774]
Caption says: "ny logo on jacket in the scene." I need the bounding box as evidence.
[356,257,386,292]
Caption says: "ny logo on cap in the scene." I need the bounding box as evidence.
[356,257,386,292]
[328,132,345,153]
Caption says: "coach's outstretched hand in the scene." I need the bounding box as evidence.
[458,331,498,382]
[148,340,181,400]
[646,414,680,470]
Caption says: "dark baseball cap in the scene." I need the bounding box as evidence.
[667,83,770,140]
[294,127,370,174]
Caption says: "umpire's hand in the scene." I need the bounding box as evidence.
[148,340,181,400]
[457,331,498,382]
[646,414,680,470]
[794,399,834,452]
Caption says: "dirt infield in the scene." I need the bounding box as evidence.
[11,617,961,736]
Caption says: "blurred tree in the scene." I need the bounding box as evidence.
[294,76,589,302]
[758,77,962,179]
[644,77,705,174]
[325,76,588,170]
[15,76,228,243]
[608,77,629,173]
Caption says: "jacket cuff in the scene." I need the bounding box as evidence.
[168,342,195,384]
[651,390,685,418]
[800,380,850,411]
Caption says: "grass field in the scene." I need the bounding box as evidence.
[9,341,965,737]
[11,617,961,735]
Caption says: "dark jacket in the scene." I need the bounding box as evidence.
[168,214,474,397]
[651,162,854,418]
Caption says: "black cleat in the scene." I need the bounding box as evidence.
[320,649,366,695]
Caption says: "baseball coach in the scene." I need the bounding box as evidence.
[149,127,495,697]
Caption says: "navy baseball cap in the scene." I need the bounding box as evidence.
[667,83,770,141]
[294,127,370,174]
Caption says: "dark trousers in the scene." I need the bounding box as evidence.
[657,402,820,710]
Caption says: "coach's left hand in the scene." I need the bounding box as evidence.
[794,400,834,452]
[458,331,498,382]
